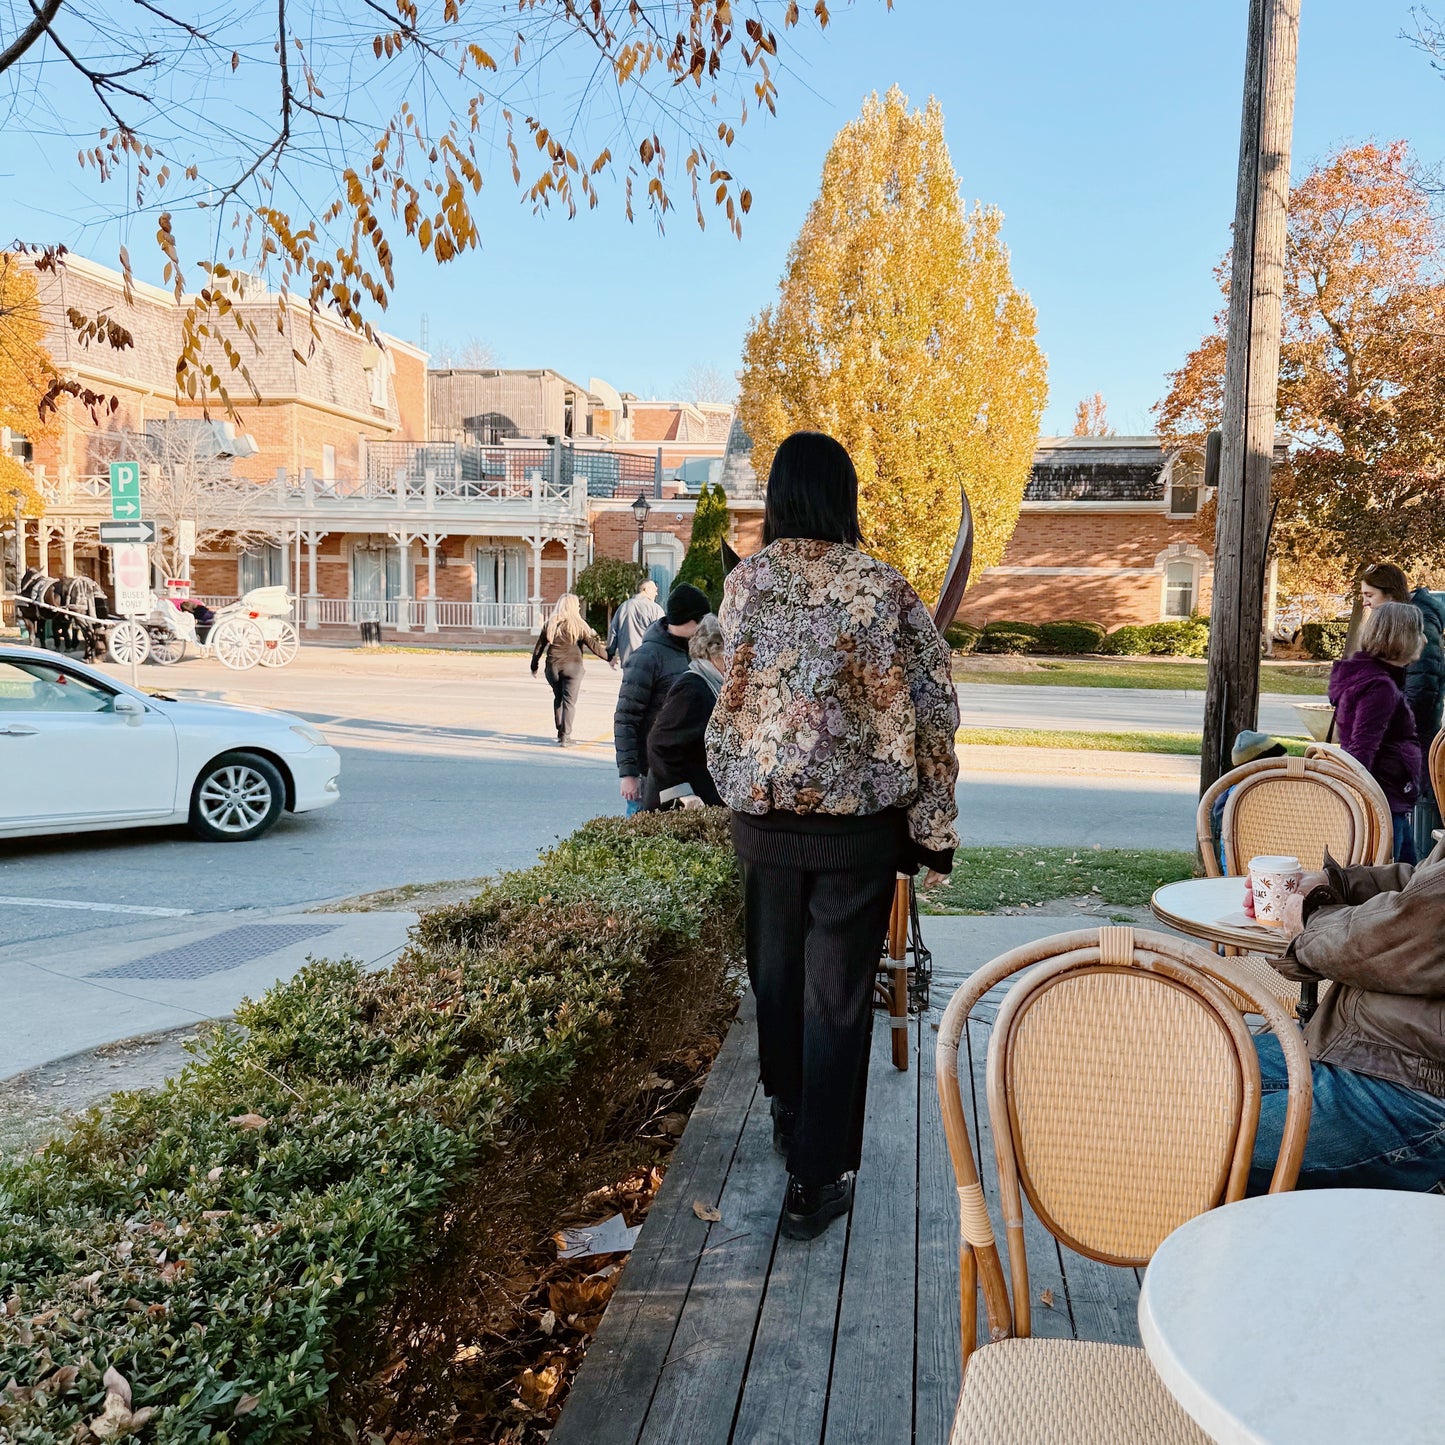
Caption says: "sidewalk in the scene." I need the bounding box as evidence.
[0,906,417,1079]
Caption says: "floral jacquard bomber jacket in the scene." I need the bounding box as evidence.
[705,538,961,859]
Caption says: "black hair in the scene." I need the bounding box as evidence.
[763,430,863,547]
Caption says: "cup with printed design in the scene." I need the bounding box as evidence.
[1248,854,1303,927]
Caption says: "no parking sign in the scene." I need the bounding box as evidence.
[112,543,150,616]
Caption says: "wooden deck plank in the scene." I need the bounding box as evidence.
[728,1199,847,1445]
[1057,1245,1143,1348]
[552,994,759,1445]
[915,1008,962,1445]
[821,1018,919,1445]
[638,1083,782,1445]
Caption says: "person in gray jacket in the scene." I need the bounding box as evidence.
[606,578,664,667]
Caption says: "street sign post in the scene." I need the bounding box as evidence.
[177,519,196,557]
[99,520,157,545]
[109,461,142,520]
[110,542,150,687]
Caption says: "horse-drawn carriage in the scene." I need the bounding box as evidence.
[14,572,299,671]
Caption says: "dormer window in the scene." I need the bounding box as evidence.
[1168,454,1203,515]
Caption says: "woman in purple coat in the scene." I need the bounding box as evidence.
[1330,602,1426,863]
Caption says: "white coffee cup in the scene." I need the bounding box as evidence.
[1249,855,1303,927]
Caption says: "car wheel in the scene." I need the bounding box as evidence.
[189,752,286,841]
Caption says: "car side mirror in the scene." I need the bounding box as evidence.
[112,695,146,724]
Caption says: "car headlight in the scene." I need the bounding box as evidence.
[290,723,328,747]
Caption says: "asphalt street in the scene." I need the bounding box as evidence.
[0,649,1223,947]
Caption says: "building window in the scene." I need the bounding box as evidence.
[352,542,399,601]
[1164,559,1196,618]
[322,443,337,479]
[475,546,528,607]
[1168,457,1202,515]
[238,544,283,594]
[365,348,393,410]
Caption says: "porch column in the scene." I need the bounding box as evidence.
[12,508,25,581]
[60,519,78,576]
[420,532,444,633]
[525,533,544,630]
[301,529,325,629]
[390,530,414,632]
[37,521,53,576]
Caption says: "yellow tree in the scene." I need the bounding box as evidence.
[1158,141,1445,583]
[738,87,1047,597]
[0,254,50,520]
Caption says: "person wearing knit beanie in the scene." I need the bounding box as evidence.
[666,583,710,627]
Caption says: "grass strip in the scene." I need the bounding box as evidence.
[955,727,1309,757]
[922,845,1198,914]
[954,659,1328,696]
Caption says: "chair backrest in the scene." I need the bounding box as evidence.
[1197,754,1377,877]
[936,926,1311,1369]
[1304,744,1394,864]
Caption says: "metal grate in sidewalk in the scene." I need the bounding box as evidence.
[91,923,341,981]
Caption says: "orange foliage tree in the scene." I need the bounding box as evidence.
[0,255,52,519]
[1072,392,1112,436]
[0,1,884,418]
[1157,141,1445,584]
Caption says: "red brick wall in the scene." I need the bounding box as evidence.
[591,508,695,562]
[957,509,1213,628]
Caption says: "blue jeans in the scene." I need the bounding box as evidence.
[1392,811,1418,865]
[1248,1033,1445,1193]
[625,798,643,817]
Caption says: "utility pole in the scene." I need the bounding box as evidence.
[1200,0,1300,793]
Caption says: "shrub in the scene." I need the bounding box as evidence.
[1299,619,1351,661]
[0,812,741,1445]
[1034,620,1106,655]
[1101,617,1210,658]
[974,620,1041,654]
[943,621,980,653]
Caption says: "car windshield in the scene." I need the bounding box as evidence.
[0,659,116,713]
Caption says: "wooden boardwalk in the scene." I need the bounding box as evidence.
[553,954,1143,1445]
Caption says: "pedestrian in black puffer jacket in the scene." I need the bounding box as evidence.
[1406,585,1445,757]
[613,584,710,813]
[647,613,725,809]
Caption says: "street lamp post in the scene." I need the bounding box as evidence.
[631,492,651,570]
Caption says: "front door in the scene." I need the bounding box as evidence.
[0,658,179,826]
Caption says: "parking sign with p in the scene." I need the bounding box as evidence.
[109,461,141,520]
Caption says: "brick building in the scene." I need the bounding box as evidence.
[5,255,753,639]
[960,437,1212,629]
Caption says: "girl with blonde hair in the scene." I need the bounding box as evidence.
[530,592,612,746]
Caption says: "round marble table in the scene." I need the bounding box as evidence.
[1150,876,1291,957]
[1139,1190,1445,1444]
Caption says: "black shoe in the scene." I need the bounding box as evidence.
[770,1099,796,1156]
[781,1173,854,1241]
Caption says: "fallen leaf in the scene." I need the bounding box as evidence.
[37,1365,79,1394]
[660,1112,688,1138]
[228,1113,269,1131]
[692,1200,722,1223]
[1039,1289,1055,1309]
[206,1167,224,1182]
[102,1367,131,1410]
[539,1308,557,1337]
[515,1362,563,1412]
[201,1210,231,1222]
[233,1393,261,1417]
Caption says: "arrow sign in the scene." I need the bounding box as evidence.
[109,460,141,521]
[99,520,157,545]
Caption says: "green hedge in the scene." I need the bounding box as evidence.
[1101,617,1210,658]
[1299,619,1351,661]
[0,811,741,1445]
[974,620,1041,654]
[1035,620,1107,655]
[943,621,981,653]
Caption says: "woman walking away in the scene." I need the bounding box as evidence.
[647,613,726,809]
[707,431,960,1241]
[530,593,612,746]
[1330,601,1425,863]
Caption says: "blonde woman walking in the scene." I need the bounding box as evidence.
[530,593,612,746]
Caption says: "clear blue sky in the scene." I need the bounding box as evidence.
[3,1,1442,433]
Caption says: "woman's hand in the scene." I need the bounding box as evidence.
[921,869,949,891]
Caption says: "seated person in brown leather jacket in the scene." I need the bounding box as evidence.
[1248,837,1445,1192]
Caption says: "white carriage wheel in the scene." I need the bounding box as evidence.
[107,621,151,666]
[149,633,187,666]
[212,617,266,670]
[257,620,300,668]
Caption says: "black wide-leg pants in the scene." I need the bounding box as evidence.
[545,661,583,740]
[742,859,898,1188]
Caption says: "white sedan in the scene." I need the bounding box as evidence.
[0,644,340,843]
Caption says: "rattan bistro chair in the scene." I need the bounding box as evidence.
[1430,732,1444,844]
[1195,754,1379,879]
[938,926,1312,1445]
[1303,744,1394,863]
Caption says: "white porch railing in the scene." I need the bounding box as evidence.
[433,600,534,630]
[307,597,539,631]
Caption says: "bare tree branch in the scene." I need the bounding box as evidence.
[0,0,61,78]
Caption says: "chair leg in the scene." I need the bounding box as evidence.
[888,875,910,1071]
